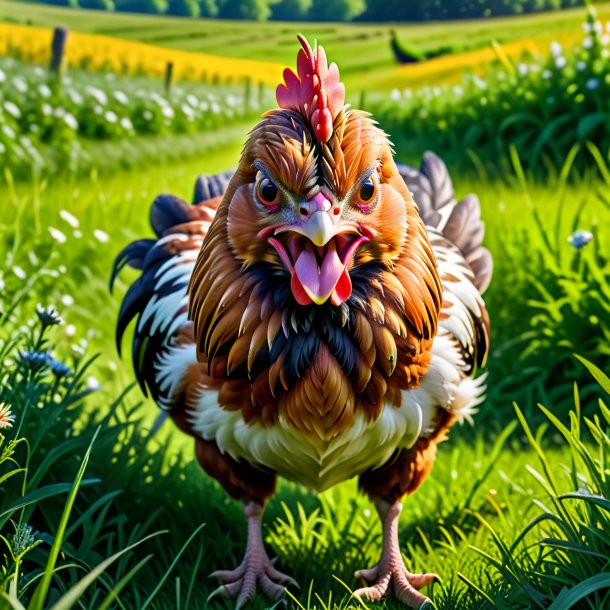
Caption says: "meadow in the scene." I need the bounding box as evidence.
[2,0,610,91]
[1,2,610,609]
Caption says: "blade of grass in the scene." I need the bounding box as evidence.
[28,427,100,610]
[140,522,205,610]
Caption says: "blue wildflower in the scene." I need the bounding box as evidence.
[35,304,64,328]
[568,230,593,249]
[20,350,51,372]
[49,358,71,379]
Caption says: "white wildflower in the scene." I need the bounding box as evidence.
[63,113,78,131]
[86,86,107,105]
[0,403,15,429]
[48,226,67,244]
[38,83,51,98]
[555,56,567,69]
[59,210,79,228]
[94,229,110,243]
[186,94,198,107]
[161,106,175,119]
[550,41,562,56]
[13,78,27,93]
[582,21,592,34]
[0,69,5,83]
[53,107,65,119]
[143,110,153,121]
[104,111,118,123]
[113,90,129,104]
[542,69,553,79]
[65,324,76,337]
[73,230,82,239]
[3,101,21,118]
[86,376,101,391]
[94,105,103,116]
[518,63,528,76]
[13,266,26,280]
[576,60,587,71]
[602,34,610,46]
[42,103,52,117]
[2,125,16,140]
[583,37,594,49]
[120,117,133,130]
[67,89,83,105]
[593,20,603,34]
[61,295,74,306]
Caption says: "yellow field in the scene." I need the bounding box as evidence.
[0,22,285,84]
[371,29,587,90]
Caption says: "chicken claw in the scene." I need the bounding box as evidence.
[353,501,438,609]
[208,502,298,609]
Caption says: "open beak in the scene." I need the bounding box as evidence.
[259,202,375,306]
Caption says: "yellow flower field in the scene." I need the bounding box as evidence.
[371,29,586,90]
[0,22,285,85]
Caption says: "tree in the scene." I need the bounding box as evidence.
[115,0,168,13]
[310,0,365,21]
[45,0,80,7]
[271,0,313,20]
[218,0,272,20]
[199,0,218,16]
[80,0,115,8]
[168,0,200,15]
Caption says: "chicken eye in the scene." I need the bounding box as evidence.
[256,178,280,209]
[356,175,378,212]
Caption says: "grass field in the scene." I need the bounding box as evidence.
[3,0,610,90]
[1,3,609,608]
[2,131,609,606]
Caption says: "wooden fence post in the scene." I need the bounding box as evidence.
[165,62,174,95]
[50,26,69,75]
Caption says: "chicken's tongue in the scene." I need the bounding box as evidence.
[292,240,352,306]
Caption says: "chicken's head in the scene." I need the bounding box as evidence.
[222,36,424,310]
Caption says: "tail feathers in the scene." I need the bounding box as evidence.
[193,170,234,204]
[112,179,216,406]
[397,151,493,294]
[150,194,192,237]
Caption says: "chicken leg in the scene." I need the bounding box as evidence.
[353,501,438,609]
[208,501,297,609]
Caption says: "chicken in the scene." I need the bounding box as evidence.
[112,36,491,610]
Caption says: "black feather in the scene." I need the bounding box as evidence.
[150,195,190,237]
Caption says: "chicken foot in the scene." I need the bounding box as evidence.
[208,501,297,609]
[353,501,438,609]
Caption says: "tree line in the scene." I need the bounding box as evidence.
[44,0,584,21]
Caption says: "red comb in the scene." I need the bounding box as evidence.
[276,34,345,144]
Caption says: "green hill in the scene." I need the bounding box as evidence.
[3,0,609,85]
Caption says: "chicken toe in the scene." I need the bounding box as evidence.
[353,501,438,609]
[208,502,297,609]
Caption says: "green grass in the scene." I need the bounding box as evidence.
[4,0,610,90]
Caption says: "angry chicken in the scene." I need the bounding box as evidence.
[112,36,491,609]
